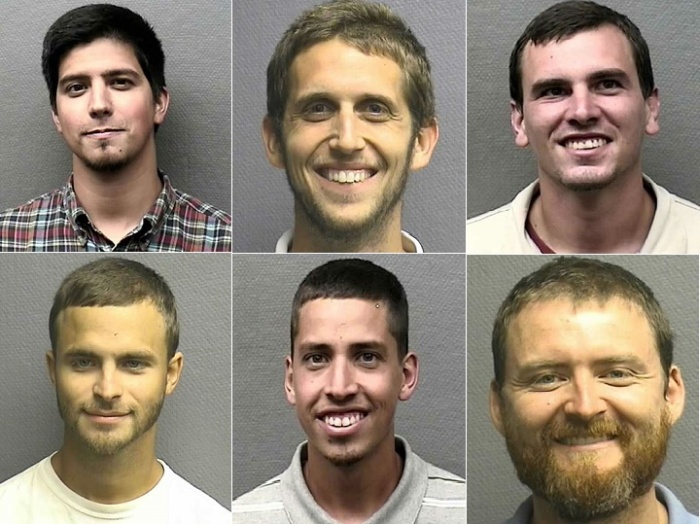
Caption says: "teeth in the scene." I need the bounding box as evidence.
[324,413,365,428]
[564,138,608,150]
[324,169,372,184]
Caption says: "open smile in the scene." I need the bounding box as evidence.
[316,410,368,437]
[314,165,379,185]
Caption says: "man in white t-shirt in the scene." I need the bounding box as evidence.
[0,258,230,523]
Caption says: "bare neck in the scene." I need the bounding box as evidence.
[530,174,655,253]
[51,427,162,504]
[72,147,162,244]
[291,204,407,253]
[531,486,668,524]
[303,437,403,524]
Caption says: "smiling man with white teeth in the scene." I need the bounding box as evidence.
[488,257,697,523]
[0,258,230,522]
[233,259,465,523]
[0,4,231,252]
[468,1,700,254]
[265,0,439,253]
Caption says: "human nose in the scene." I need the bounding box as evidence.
[324,358,359,399]
[88,83,113,118]
[329,108,365,153]
[93,364,122,401]
[563,375,606,421]
[566,87,601,125]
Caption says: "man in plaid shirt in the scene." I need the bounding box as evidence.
[0,4,231,252]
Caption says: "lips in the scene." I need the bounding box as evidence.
[83,128,125,137]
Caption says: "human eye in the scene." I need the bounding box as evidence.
[538,86,567,99]
[596,78,622,92]
[360,101,391,122]
[601,368,635,384]
[70,357,95,370]
[65,83,86,97]
[302,353,328,368]
[111,77,133,90]
[530,373,564,390]
[302,101,334,122]
[357,352,380,367]
[121,359,147,372]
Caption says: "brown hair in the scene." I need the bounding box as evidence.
[267,0,435,139]
[492,257,672,390]
[49,258,179,359]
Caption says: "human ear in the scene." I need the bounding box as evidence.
[398,352,419,401]
[510,101,529,148]
[262,116,285,169]
[409,119,439,171]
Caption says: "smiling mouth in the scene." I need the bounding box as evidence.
[316,168,377,184]
[562,138,610,150]
[320,412,366,428]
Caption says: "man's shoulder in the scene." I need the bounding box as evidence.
[160,462,231,522]
[416,455,466,517]
[170,187,231,225]
[0,458,49,514]
[467,182,536,254]
[231,473,287,522]
[0,188,64,222]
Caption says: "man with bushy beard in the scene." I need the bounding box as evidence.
[489,257,697,523]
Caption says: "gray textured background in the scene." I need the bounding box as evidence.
[467,256,699,521]
[232,0,465,252]
[231,254,465,499]
[0,253,232,508]
[467,1,700,217]
[0,1,231,214]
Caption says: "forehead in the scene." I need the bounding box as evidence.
[58,37,143,78]
[521,25,637,85]
[295,297,393,343]
[506,297,659,371]
[55,302,166,356]
[287,38,406,105]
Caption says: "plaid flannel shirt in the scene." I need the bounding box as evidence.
[0,173,231,252]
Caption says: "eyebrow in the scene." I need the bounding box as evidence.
[517,354,649,375]
[61,348,157,362]
[58,68,141,88]
[296,340,388,354]
[529,68,631,96]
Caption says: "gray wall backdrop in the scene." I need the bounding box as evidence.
[467,256,699,521]
[232,0,465,252]
[232,254,465,499]
[0,1,231,213]
[0,253,232,508]
[467,1,700,217]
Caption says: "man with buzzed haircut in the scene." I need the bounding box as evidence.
[489,257,697,522]
[0,258,230,522]
[467,1,700,254]
[0,4,231,251]
[232,258,465,523]
[265,0,439,253]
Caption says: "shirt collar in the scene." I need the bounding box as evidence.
[60,171,176,246]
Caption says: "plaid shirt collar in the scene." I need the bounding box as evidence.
[63,171,176,246]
